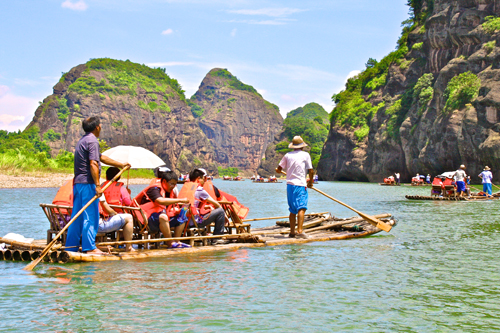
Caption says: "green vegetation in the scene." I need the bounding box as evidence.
[211,69,260,96]
[159,101,171,113]
[0,126,74,173]
[56,96,70,123]
[217,166,239,177]
[188,100,205,118]
[282,106,330,167]
[112,120,127,129]
[365,74,387,91]
[43,129,61,142]
[0,126,51,157]
[484,40,496,53]
[412,42,423,50]
[354,124,370,142]
[444,71,481,113]
[328,0,437,143]
[68,58,185,100]
[287,102,329,122]
[483,16,500,34]
[413,73,434,114]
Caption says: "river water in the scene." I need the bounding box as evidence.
[1,180,500,332]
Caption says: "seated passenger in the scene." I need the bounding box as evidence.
[102,167,132,207]
[98,196,135,252]
[135,168,190,248]
[189,168,228,245]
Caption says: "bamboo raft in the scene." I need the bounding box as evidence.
[0,213,396,264]
[405,195,498,201]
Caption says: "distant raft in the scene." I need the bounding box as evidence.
[405,195,498,201]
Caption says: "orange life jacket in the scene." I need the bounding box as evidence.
[134,179,179,220]
[102,180,125,206]
[53,179,107,217]
[53,180,74,215]
[178,181,211,217]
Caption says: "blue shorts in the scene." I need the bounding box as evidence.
[483,183,493,195]
[98,214,127,233]
[456,181,466,193]
[148,212,185,232]
[287,184,308,214]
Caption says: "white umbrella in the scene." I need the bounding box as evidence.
[438,171,456,179]
[102,145,165,169]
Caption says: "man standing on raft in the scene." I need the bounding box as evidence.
[66,116,129,254]
[276,136,314,239]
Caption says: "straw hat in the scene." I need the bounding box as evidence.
[484,166,491,170]
[288,136,308,149]
[460,164,466,169]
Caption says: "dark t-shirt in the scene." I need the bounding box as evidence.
[74,132,101,184]
[141,187,171,205]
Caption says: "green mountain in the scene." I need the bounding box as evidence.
[257,102,330,176]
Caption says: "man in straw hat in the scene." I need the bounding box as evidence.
[478,166,493,197]
[276,136,314,239]
[453,164,468,198]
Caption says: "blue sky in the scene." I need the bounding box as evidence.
[0,0,409,132]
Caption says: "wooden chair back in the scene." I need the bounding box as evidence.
[40,203,73,245]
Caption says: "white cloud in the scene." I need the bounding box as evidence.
[61,0,88,11]
[227,8,305,17]
[0,86,39,132]
[230,28,237,37]
[345,70,361,82]
[161,28,174,35]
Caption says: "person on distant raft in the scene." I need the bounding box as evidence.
[454,164,468,198]
[65,116,129,254]
[395,172,400,185]
[189,168,229,245]
[478,166,493,197]
[276,136,314,239]
[426,174,431,184]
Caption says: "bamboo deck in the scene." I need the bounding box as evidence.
[0,213,395,264]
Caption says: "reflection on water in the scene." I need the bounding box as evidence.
[2,181,500,331]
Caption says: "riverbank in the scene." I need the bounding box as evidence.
[0,172,151,188]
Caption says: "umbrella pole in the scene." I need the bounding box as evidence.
[127,169,130,189]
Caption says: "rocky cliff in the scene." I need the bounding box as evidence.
[318,0,500,182]
[27,59,282,175]
[189,69,283,174]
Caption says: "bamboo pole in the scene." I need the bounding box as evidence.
[13,250,22,261]
[305,214,392,233]
[311,187,392,232]
[21,251,31,261]
[31,251,40,260]
[58,251,70,263]
[50,251,59,263]
[3,250,12,260]
[0,237,49,250]
[242,212,329,222]
[24,165,130,271]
